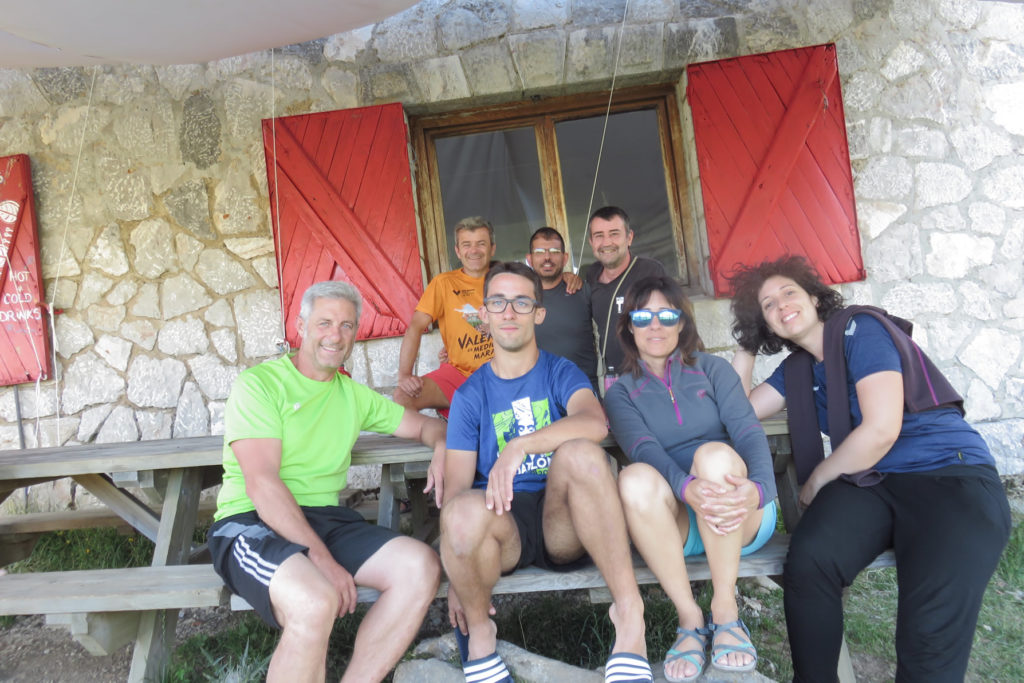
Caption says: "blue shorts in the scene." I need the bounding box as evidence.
[682,498,777,557]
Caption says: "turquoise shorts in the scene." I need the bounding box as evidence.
[682,498,777,557]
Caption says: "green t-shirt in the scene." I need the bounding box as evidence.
[214,355,404,520]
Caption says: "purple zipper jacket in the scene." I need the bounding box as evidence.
[605,351,776,508]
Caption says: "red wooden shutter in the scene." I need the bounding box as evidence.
[687,44,864,296]
[262,103,423,345]
[0,154,51,386]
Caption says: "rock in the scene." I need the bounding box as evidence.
[161,274,213,319]
[126,356,187,408]
[166,179,215,239]
[130,218,178,278]
[157,317,210,355]
[174,381,210,438]
[95,406,139,443]
[62,352,125,414]
[180,92,221,170]
[195,249,255,295]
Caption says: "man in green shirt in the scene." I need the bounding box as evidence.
[208,280,447,683]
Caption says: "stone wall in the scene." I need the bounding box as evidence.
[0,0,1021,511]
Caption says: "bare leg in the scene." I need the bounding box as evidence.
[393,377,450,412]
[266,553,340,683]
[619,462,704,680]
[340,536,441,682]
[690,442,765,670]
[543,439,647,658]
[440,490,521,661]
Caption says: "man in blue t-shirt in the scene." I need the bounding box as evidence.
[440,262,654,683]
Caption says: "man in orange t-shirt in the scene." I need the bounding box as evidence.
[394,216,495,417]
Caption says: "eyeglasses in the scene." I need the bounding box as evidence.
[483,296,541,314]
[531,247,563,256]
[629,308,682,328]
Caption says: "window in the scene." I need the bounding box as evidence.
[410,85,700,288]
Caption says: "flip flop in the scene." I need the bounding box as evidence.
[664,625,709,682]
[708,618,758,673]
[463,651,513,683]
[604,652,654,683]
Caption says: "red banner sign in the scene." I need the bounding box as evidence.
[0,154,51,386]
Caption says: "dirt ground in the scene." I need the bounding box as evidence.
[2,475,1021,682]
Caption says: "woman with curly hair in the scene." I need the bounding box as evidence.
[605,275,778,681]
[729,255,1010,682]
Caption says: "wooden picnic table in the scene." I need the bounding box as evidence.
[0,432,436,682]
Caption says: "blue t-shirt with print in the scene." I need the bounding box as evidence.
[447,351,593,492]
[766,314,992,473]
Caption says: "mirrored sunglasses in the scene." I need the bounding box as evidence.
[629,308,682,328]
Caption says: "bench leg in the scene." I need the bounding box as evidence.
[128,467,203,683]
[377,463,402,531]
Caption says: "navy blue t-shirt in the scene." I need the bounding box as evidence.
[766,314,992,473]
[447,351,592,492]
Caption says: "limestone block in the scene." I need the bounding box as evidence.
[130,282,162,319]
[894,126,947,158]
[154,64,207,101]
[806,0,855,38]
[180,92,221,170]
[253,257,279,287]
[211,328,239,364]
[367,337,403,387]
[865,222,923,282]
[982,164,1024,209]
[922,316,974,362]
[55,315,94,359]
[40,232,81,279]
[347,343,370,386]
[173,382,209,438]
[691,297,734,351]
[113,97,177,163]
[975,419,1024,475]
[411,56,472,102]
[924,232,994,278]
[617,23,665,76]
[571,0,628,26]
[46,279,77,311]
[511,0,570,30]
[1005,220,1024,260]
[374,7,440,64]
[416,331,444,377]
[62,352,125,414]
[881,43,926,81]
[461,41,520,95]
[857,201,906,239]
[95,406,139,444]
[968,202,1006,236]
[567,27,618,82]
[880,74,946,124]
[1007,378,1024,416]
[985,82,1024,137]
[949,124,1012,172]
[137,411,173,441]
[224,237,274,260]
[24,417,79,449]
[77,272,114,309]
[958,328,1021,391]
[324,25,373,62]
[224,79,279,142]
[209,401,226,436]
[204,299,236,327]
[966,379,1001,421]
[840,71,885,112]
[0,386,58,421]
[364,64,415,104]
[322,67,361,108]
[1006,298,1024,321]
[107,279,139,306]
[86,304,126,333]
[914,162,971,209]
[97,157,151,222]
[188,354,241,400]
[157,317,210,355]
[126,356,187,408]
[439,2,510,51]
[880,282,957,319]
[508,31,565,90]
[39,105,111,155]
[166,179,215,239]
[867,117,893,155]
[211,165,261,238]
[234,290,283,360]
[95,335,133,372]
[976,2,1024,41]
[0,70,48,116]
[0,116,33,152]
[78,404,114,442]
[161,274,213,319]
[920,205,965,233]
[978,261,1023,297]
[854,156,912,201]
[957,281,998,321]
[87,224,131,277]
[130,218,178,278]
[195,249,256,295]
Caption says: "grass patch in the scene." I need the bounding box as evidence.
[7,527,155,573]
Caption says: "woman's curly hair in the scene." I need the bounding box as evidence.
[728,255,844,355]
[617,275,701,377]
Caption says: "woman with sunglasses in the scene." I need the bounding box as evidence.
[604,276,778,682]
[729,256,1010,682]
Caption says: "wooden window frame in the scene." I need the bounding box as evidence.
[409,84,701,289]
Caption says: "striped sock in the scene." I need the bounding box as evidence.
[463,652,512,683]
[604,652,654,683]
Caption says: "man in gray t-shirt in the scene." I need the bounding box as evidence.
[526,227,599,392]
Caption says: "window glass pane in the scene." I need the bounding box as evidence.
[556,109,680,279]
[435,127,545,267]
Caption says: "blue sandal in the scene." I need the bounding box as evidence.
[664,625,709,683]
[708,618,758,673]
